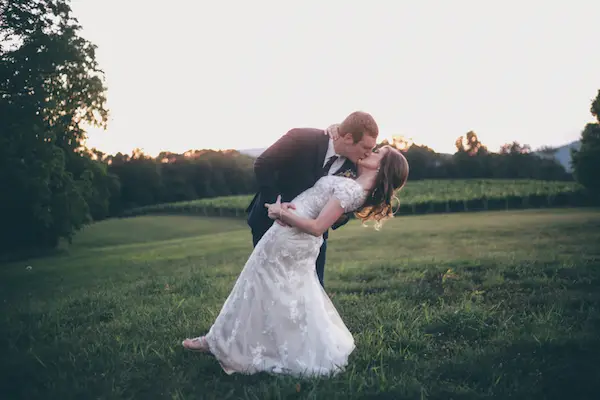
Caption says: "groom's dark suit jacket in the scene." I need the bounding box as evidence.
[246,128,357,240]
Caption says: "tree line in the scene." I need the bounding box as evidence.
[381,132,572,181]
[1,0,598,258]
[101,132,572,219]
[96,149,256,218]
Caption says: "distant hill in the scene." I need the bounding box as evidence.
[239,140,582,172]
[534,140,581,172]
[239,148,265,158]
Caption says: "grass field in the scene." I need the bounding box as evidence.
[1,210,600,399]
[122,179,585,218]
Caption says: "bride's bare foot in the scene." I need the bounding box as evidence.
[182,336,210,353]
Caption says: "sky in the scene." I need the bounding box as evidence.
[70,0,600,156]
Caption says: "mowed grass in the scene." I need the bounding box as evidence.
[1,210,600,399]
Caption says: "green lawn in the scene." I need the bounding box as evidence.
[1,210,600,399]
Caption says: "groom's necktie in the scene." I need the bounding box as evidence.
[322,155,339,176]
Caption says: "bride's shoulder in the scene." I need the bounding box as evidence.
[329,175,363,191]
[320,175,361,188]
[328,176,366,212]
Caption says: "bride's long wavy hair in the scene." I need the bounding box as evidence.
[355,146,409,229]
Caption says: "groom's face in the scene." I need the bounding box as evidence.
[343,133,377,163]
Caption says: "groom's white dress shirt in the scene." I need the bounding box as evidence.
[323,138,346,175]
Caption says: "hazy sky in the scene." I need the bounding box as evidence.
[71,0,600,156]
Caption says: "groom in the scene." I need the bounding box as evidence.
[245,111,379,288]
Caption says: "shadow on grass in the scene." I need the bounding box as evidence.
[429,336,600,400]
[332,260,600,399]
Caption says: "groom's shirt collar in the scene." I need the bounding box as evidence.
[323,136,346,175]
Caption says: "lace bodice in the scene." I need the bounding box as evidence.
[290,175,367,219]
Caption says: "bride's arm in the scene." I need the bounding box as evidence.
[267,198,345,237]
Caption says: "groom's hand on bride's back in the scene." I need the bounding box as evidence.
[264,195,296,226]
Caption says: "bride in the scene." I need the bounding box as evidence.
[182,145,409,377]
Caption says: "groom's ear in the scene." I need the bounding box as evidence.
[340,132,354,144]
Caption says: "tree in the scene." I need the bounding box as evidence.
[452,131,491,178]
[536,145,558,157]
[106,150,162,209]
[103,149,257,212]
[572,89,600,195]
[500,141,532,155]
[402,144,446,180]
[591,89,600,121]
[455,131,488,156]
[72,149,121,220]
[389,135,413,151]
[0,0,109,255]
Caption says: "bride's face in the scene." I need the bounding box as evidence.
[358,146,390,172]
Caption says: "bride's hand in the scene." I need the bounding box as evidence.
[277,201,295,226]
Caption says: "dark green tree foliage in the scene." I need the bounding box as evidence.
[571,89,600,195]
[0,0,112,255]
[377,133,571,181]
[103,149,257,213]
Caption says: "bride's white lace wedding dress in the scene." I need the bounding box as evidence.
[202,175,367,377]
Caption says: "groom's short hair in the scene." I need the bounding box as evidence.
[339,111,379,143]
